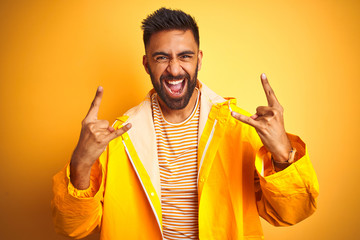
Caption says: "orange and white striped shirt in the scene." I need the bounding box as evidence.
[152,90,200,239]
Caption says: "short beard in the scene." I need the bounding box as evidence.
[149,65,198,110]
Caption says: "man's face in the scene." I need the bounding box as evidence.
[143,30,203,110]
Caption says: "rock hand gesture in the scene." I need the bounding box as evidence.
[70,87,132,189]
[231,73,292,167]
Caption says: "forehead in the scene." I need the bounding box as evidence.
[146,30,198,54]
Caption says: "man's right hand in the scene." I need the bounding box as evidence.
[70,86,132,190]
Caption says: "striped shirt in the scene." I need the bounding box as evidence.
[151,90,200,239]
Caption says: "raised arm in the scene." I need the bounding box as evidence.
[231,74,318,225]
[52,87,131,238]
[70,86,131,189]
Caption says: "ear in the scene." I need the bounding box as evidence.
[197,50,203,71]
[143,55,150,75]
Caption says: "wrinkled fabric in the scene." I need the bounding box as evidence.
[52,82,319,240]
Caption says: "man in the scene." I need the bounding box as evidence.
[52,8,319,240]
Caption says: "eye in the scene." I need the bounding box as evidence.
[179,55,193,61]
[155,56,169,62]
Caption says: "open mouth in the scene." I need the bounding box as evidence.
[163,79,186,97]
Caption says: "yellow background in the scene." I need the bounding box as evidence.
[0,0,359,239]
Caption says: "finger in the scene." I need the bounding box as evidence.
[105,123,132,142]
[96,119,110,129]
[93,128,112,138]
[107,126,115,133]
[85,86,103,119]
[250,114,258,120]
[260,73,280,107]
[231,111,261,129]
[255,106,273,116]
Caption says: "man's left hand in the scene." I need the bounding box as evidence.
[231,73,292,163]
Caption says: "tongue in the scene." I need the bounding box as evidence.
[167,82,182,92]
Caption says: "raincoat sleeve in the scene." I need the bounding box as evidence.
[51,152,107,239]
[254,133,319,226]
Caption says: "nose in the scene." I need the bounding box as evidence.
[166,58,182,76]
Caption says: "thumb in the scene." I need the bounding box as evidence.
[105,123,132,142]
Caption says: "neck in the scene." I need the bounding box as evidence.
[158,88,199,124]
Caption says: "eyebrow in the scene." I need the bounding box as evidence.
[152,50,195,57]
[178,51,195,56]
[152,51,169,57]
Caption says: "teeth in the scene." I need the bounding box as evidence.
[167,79,184,85]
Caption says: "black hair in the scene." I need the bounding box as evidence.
[141,8,199,48]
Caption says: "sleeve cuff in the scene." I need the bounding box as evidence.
[66,162,103,199]
[255,133,306,177]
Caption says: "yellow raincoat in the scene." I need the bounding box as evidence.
[52,82,319,239]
